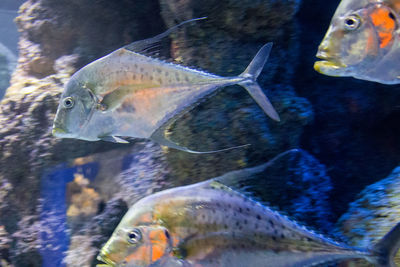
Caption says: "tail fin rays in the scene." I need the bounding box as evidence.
[238,43,280,121]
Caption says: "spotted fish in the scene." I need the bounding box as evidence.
[315,0,400,84]
[96,152,400,267]
[52,18,280,153]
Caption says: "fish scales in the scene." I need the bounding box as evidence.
[152,184,357,256]
[52,18,280,153]
[96,178,400,267]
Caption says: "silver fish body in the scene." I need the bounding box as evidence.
[52,18,280,153]
[97,176,400,267]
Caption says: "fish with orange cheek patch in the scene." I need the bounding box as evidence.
[315,0,400,84]
[97,225,176,267]
[96,150,400,267]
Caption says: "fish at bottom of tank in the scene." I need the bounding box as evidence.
[96,167,400,267]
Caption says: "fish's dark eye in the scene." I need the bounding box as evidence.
[63,97,74,109]
[127,229,142,244]
[389,12,395,20]
[344,15,361,30]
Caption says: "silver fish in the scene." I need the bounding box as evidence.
[96,153,400,267]
[314,0,400,84]
[52,18,280,153]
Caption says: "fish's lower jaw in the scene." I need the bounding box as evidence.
[314,61,347,77]
[96,253,116,267]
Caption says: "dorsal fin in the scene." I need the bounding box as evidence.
[124,17,207,55]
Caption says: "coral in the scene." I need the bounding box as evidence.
[335,166,400,266]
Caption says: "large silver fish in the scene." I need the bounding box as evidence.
[52,18,280,153]
[96,153,400,267]
[314,0,400,84]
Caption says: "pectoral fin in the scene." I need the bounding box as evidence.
[99,84,156,111]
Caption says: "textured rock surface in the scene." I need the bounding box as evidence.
[335,167,400,266]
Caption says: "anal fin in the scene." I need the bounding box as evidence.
[150,127,249,154]
[100,135,129,144]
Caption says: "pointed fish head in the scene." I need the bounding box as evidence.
[97,203,173,267]
[315,1,399,82]
[52,78,97,139]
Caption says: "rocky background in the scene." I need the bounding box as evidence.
[0,0,399,266]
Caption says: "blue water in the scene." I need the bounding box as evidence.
[40,162,99,267]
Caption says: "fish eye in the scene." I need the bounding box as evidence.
[127,229,142,244]
[63,97,74,109]
[344,15,361,30]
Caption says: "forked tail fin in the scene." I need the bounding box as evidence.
[371,222,400,267]
[238,43,280,121]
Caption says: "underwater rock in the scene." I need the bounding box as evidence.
[65,198,128,267]
[158,0,311,181]
[336,166,400,266]
[63,143,170,266]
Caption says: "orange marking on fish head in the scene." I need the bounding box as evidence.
[369,6,397,48]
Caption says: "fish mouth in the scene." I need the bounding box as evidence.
[52,126,67,137]
[96,252,116,267]
[314,52,348,76]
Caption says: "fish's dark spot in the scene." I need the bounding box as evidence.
[201,214,206,219]
[235,221,240,227]
[224,224,228,229]
[185,76,190,82]
[244,219,248,225]
[156,68,162,73]
[140,74,144,80]
[132,74,136,80]
[256,214,261,220]
[268,219,274,226]
[165,71,169,76]
[280,233,285,239]
[389,12,395,20]
[150,76,153,81]
[175,73,180,81]
[307,237,313,242]
[157,78,162,84]
[140,67,144,72]
[246,208,250,212]
[239,208,243,213]
[241,244,245,249]
[272,236,277,241]
[134,64,138,68]
[255,223,258,229]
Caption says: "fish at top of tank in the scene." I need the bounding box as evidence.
[51,18,280,154]
[96,163,400,267]
[314,0,400,84]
